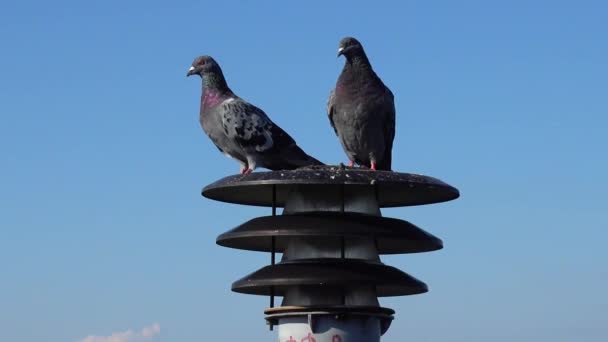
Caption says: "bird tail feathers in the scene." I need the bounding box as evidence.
[269,144,324,170]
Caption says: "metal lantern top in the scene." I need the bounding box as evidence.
[203,165,460,341]
[202,165,459,208]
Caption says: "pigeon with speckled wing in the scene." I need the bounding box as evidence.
[327,37,396,171]
[187,56,323,174]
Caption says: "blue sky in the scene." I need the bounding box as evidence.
[1,1,606,341]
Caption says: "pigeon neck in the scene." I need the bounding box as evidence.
[203,73,230,93]
[347,52,372,70]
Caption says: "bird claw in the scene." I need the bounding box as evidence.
[370,162,377,171]
[242,168,253,175]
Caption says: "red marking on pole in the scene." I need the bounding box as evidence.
[332,335,343,342]
[286,337,296,342]
[301,333,316,342]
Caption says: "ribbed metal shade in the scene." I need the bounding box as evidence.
[203,166,460,339]
[231,258,428,297]
[202,166,459,207]
[217,212,442,254]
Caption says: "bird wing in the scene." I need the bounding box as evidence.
[381,86,396,170]
[326,89,338,135]
[220,98,295,154]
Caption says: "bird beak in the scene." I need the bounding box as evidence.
[186,66,196,77]
[337,47,344,57]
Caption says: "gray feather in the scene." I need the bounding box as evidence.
[328,37,396,170]
[190,56,322,172]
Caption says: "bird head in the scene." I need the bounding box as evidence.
[337,37,364,58]
[186,55,221,77]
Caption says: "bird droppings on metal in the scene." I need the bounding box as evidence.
[202,165,459,208]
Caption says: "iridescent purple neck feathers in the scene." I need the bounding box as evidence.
[202,89,231,110]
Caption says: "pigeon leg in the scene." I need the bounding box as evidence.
[245,158,257,174]
[348,161,354,167]
[239,162,248,174]
[241,158,256,175]
[370,162,377,171]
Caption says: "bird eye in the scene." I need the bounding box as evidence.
[199,60,206,65]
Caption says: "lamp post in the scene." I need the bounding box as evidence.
[203,165,459,342]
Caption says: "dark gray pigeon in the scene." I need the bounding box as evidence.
[327,37,395,170]
[187,55,323,174]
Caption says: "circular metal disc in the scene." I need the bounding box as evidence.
[231,258,428,297]
[216,212,442,254]
[264,305,395,316]
[202,165,459,207]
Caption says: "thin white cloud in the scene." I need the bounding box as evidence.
[79,323,160,342]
